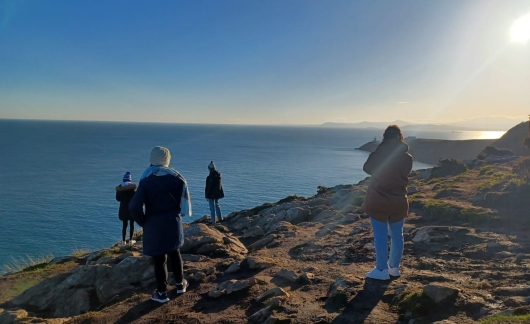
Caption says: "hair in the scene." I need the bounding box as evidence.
[383,125,404,141]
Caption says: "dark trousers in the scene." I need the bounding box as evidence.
[153,249,184,292]
[122,219,134,241]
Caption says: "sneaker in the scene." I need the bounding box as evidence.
[366,267,390,280]
[150,290,169,303]
[388,265,400,277]
[176,279,189,293]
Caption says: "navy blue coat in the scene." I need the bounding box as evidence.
[129,174,185,256]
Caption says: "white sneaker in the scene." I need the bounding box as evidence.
[388,265,400,277]
[366,267,390,280]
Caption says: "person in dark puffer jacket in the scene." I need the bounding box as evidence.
[205,161,225,224]
[116,172,137,246]
[129,146,192,303]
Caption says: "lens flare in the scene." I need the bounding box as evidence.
[510,13,530,43]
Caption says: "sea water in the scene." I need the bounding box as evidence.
[0,120,503,272]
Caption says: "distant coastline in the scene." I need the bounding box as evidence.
[357,137,496,164]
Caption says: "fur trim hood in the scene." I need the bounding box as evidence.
[116,183,138,192]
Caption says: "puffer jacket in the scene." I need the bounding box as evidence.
[116,184,137,221]
[362,139,414,223]
[129,174,185,256]
[205,170,225,199]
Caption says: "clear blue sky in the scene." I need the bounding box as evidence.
[1,0,529,124]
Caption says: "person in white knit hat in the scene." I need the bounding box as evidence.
[129,146,192,303]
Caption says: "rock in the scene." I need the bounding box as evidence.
[110,256,154,284]
[208,278,256,298]
[494,286,530,296]
[181,254,209,262]
[53,288,93,317]
[274,269,299,282]
[256,287,290,303]
[266,221,295,235]
[417,170,431,179]
[249,298,281,323]
[242,226,265,238]
[225,261,241,274]
[328,275,363,297]
[349,227,364,235]
[181,224,247,256]
[341,213,360,224]
[307,198,332,207]
[297,272,315,284]
[242,257,276,270]
[248,235,276,252]
[423,284,459,303]
[0,309,28,323]
[503,296,528,307]
[284,207,311,224]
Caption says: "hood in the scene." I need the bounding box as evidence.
[116,183,138,192]
[378,139,409,154]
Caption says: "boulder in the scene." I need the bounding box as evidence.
[208,278,256,298]
[0,309,28,324]
[242,226,265,238]
[284,207,311,224]
[249,298,281,323]
[274,269,298,282]
[248,235,276,252]
[423,284,460,303]
[181,224,248,256]
[255,287,290,303]
[241,257,275,270]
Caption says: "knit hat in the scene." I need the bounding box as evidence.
[150,146,171,167]
[208,161,216,170]
[122,172,132,182]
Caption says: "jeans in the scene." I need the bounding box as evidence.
[370,217,405,271]
[208,198,223,223]
[153,249,184,292]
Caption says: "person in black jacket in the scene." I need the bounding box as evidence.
[129,146,192,303]
[115,172,137,246]
[205,161,225,224]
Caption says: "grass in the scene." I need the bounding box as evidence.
[413,199,499,224]
[477,171,525,192]
[397,289,436,316]
[2,253,54,275]
[480,314,530,324]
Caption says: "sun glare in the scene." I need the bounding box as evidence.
[510,13,530,43]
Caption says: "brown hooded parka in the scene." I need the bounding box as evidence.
[362,139,414,223]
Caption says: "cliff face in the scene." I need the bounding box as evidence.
[2,158,530,324]
[493,121,530,156]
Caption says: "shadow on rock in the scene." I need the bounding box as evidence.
[115,298,164,324]
[330,278,390,324]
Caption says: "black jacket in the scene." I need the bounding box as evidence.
[129,174,185,256]
[205,170,225,199]
[116,184,137,221]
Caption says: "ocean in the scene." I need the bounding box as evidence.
[0,119,504,272]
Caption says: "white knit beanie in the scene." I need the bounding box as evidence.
[150,146,171,167]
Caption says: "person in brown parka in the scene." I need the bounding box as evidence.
[362,125,413,280]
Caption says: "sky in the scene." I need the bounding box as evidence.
[0,0,529,125]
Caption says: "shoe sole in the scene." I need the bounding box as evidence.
[150,297,169,303]
[177,283,189,294]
